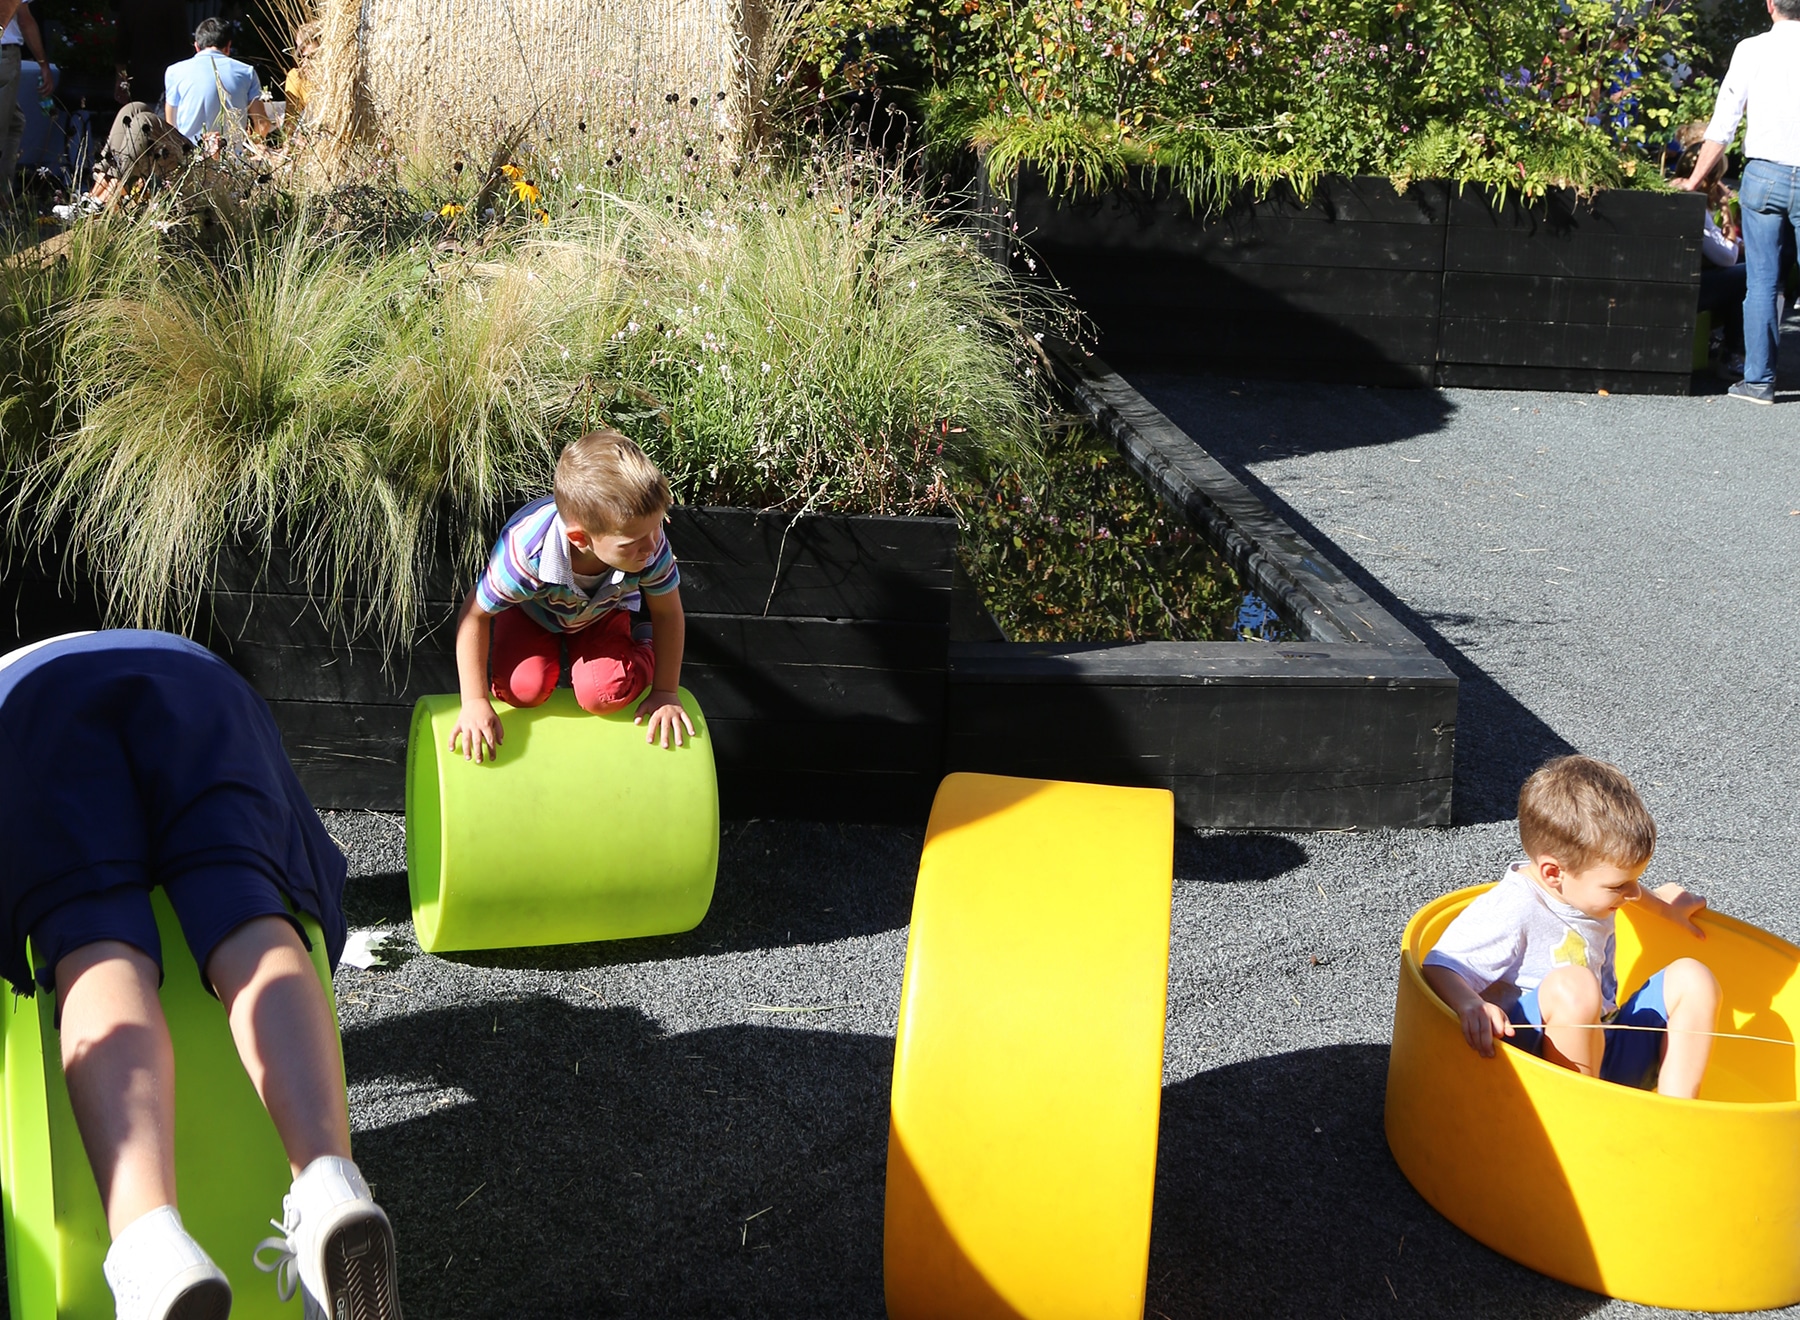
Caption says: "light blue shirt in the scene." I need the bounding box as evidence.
[164,49,262,141]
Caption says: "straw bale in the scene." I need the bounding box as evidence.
[308,0,756,162]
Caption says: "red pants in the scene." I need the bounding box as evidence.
[490,608,655,714]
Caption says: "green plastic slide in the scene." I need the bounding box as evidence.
[405,688,719,953]
[0,893,339,1320]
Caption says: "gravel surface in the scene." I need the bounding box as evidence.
[315,334,1800,1319]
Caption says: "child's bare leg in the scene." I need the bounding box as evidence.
[55,941,178,1236]
[206,916,351,1175]
[1656,958,1721,1099]
[1536,965,1604,1076]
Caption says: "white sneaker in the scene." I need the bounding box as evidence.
[103,1204,232,1320]
[254,1156,402,1320]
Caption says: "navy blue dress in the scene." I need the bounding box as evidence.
[0,630,347,995]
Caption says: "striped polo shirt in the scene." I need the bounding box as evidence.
[474,495,679,633]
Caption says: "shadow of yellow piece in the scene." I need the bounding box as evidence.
[406,688,719,953]
[885,772,1175,1320]
[1,892,339,1319]
[1387,884,1800,1311]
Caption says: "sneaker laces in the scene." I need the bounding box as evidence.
[253,1202,302,1302]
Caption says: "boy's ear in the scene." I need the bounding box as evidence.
[1531,855,1566,890]
[565,525,591,550]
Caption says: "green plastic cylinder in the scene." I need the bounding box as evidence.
[405,688,719,953]
[1,894,340,1320]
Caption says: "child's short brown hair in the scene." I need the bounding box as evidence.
[554,430,671,534]
[1517,755,1656,873]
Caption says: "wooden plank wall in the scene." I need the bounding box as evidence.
[1018,175,1450,387]
[946,643,1456,829]
[1015,172,1705,395]
[669,508,956,822]
[1436,188,1704,394]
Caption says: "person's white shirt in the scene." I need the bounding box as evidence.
[1705,21,1800,167]
[1702,210,1743,266]
[0,0,26,48]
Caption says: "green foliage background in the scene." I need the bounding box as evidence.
[959,424,1239,642]
[788,0,1750,204]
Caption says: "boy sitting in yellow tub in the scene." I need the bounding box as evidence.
[1423,755,1721,1098]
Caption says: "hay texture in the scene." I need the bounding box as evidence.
[307,0,750,161]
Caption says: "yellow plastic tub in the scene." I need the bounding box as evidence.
[1,893,340,1320]
[406,688,718,953]
[1386,884,1800,1311]
[885,772,1175,1320]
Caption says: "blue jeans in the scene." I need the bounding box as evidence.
[1740,159,1800,386]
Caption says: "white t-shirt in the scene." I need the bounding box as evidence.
[1,0,30,48]
[1705,22,1800,168]
[1702,210,1742,267]
[1423,863,1620,1013]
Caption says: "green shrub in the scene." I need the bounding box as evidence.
[915,0,1707,205]
[960,424,1238,642]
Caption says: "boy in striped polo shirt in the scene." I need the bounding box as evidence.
[450,430,695,760]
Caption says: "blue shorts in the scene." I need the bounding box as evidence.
[1508,970,1669,1090]
[29,865,306,999]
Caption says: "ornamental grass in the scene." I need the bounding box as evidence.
[2,130,1064,644]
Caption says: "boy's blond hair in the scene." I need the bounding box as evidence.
[554,430,671,534]
[1517,755,1656,873]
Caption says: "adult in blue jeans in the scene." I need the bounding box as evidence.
[1682,0,1800,404]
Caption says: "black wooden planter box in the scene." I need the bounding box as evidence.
[941,341,1458,829]
[187,507,955,821]
[1013,171,1705,395]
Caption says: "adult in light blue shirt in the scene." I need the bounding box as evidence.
[163,16,270,142]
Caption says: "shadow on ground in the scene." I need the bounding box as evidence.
[344,998,893,1319]
[1145,1043,1605,1320]
[1176,832,1310,884]
[345,818,925,968]
[1131,374,1577,825]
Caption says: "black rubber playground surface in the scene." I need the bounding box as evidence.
[304,321,1800,1320]
[14,323,1799,1318]
[315,322,1800,1320]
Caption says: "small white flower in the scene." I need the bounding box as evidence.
[908,279,917,290]
[955,324,966,332]
[761,361,771,374]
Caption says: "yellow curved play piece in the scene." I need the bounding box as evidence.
[885,773,1174,1320]
[1386,884,1800,1311]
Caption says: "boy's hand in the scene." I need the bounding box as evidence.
[450,697,504,763]
[1459,1000,1515,1058]
[634,689,695,748]
[1653,883,1708,938]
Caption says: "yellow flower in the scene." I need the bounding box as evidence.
[511,178,541,206]
[499,163,523,181]
[440,202,464,217]
[536,209,550,224]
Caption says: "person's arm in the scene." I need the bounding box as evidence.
[635,585,694,748]
[1422,964,1516,1058]
[1635,883,1708,938]
[17,5,52,95]
[449,587,505,762]
[1683,44,1750,191]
